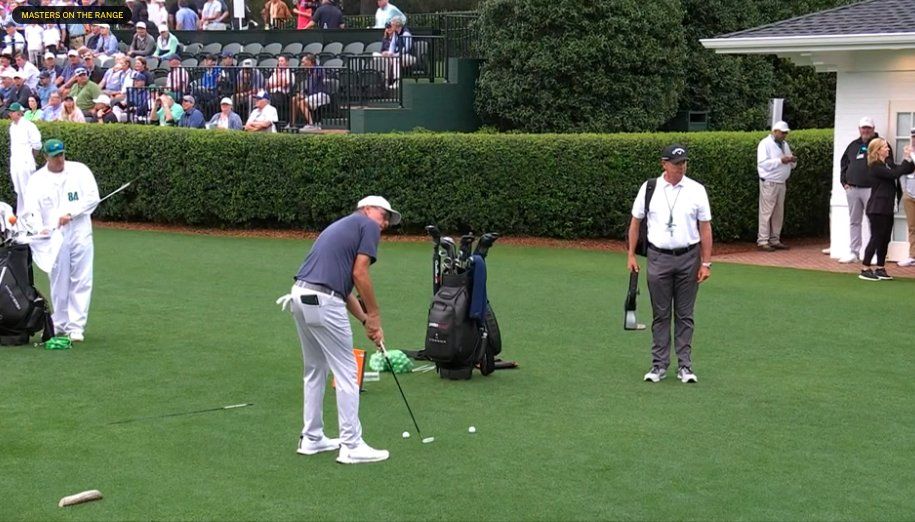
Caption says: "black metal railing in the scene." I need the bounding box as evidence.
[443,13,479,59]
[122,66,349,131]
[344,11,477,30]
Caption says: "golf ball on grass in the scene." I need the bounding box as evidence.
[468,426,476,434]
[402,431,410,439]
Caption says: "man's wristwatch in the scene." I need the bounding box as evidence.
[701,262,712,268]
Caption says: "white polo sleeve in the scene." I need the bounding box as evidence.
[696,186,712,222]
[631,181,648,219]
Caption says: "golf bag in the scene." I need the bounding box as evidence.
[0,243,54,345]
[424,262,501,380]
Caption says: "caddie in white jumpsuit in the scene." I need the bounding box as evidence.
[288,195,400,464]
[8,101,42,215]
[22,139,99,342]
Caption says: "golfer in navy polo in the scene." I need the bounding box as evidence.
[289,195,401,464]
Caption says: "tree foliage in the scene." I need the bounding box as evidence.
[475,0,687,133]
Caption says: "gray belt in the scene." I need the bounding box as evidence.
[295,280,345,300]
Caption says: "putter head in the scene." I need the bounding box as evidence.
[421,436,435,444]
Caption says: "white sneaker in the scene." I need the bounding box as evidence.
[838,253,859,264]
[677,367,698,383]
[821,247,831,255]
[68,332,84,342]
[643,366,667,383]
[336,442,389,464]
[297,435,341,456]
[897,257,915,267]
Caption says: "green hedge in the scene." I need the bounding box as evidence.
[0,124,833,241]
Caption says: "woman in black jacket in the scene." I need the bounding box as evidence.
[861,138,914,281]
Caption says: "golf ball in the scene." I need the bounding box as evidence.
[402,431,410,439]
[468,426,476,433]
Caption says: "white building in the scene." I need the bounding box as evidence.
[701,0,915,260]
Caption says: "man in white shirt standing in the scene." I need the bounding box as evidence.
[627,145,713,384]
[8,101,42,215]
[756,120,797,251]
[22,139,100,342]
[244,90,278,133]
[373,0,405,28]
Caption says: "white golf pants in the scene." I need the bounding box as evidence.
[10,159,36,215]
[290,283,363,448]
[51,230,93,336]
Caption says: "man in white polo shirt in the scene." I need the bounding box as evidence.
[244,90,278,133]
[757,120,797,251]
[627,144,713,384]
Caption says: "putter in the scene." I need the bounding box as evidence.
[379,341,434,444]
[459,234,475,271]
[624,270,647,331]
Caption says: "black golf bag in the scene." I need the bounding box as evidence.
[424,267,502,380]
[0,244,54,345]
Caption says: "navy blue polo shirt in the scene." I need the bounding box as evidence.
[295,213,381,297]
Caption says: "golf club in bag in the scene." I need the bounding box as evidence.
[422,227,506,380]
[0,203,53,345]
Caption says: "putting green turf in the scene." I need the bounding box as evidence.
[1,228,913,521]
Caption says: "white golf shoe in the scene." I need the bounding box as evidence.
[897,257,915,267]
[69,332,84,342]
[297,435,341,456]
[643,366,667,383]
[336,442,389,464]
[677,367,698,383]
[838,253,859,264]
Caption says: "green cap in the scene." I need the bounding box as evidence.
[8,102,23,112]
[42,139,65,157]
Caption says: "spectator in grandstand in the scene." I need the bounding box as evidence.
[190,53,218,102]
[200,0,224,29]
[0,53,11,77]
[128,22,156,57]
[127,0,150,28]
[4,71,34,116]
[154,91,183,125]
[176,0,200,30]
[1,22,25,56]
[288,53,328,131]
[69,68,101,118]
[90,93,118,123]
[85,25,101,52]
[124,73,153,122]
[262,0,292,29]
[153,24,179,58]
[373,0,404,29]
[293,0,316,29]
[41,91,62,121]
[373,16,413,88]
[265,54,292,108]
[148,0,169,31]
[35,71,57,107]
[23,94,42,121]
[177,94,204,128]
[82,54,102,84]
[244,90,277,132]
[306,0,344,29]
[41,52,60,83]
[130,56,154,85]
[216,50,236,97]
[233,58,263,115]
[0,70,13,107]
[99,55,131,100]
[91,24,119,61]
[23,22,43,64]
[64,19,86,50]
[57,50,83,89]
[15,53,40,91]
[207,96,242,130]
[164,53,189,93]
[42,23,62,55]
[58,95,86,122]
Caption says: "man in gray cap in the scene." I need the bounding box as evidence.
[627,145,713,384]
[285,195,401,464]
[178,94,205,128]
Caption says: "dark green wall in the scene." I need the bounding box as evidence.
[350,58,480,133]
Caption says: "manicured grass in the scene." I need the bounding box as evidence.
[1,228,912,521]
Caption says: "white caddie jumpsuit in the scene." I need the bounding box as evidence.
[8,118,42,215]
[22,161,100,336]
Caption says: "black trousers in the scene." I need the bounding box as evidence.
[863,213,894,267]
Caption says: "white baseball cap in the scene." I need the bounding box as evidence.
[772,120,790,132]
[92,94,111,105]
[136,21,146,29]
[43,51,54,59]
[220,97,233,105]
[858,116,875,128]
[357,196,401,225]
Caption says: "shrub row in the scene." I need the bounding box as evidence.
[0,123,833,241]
